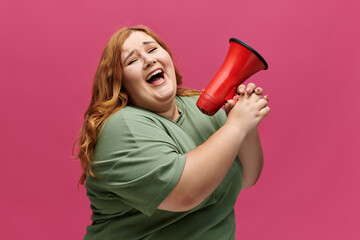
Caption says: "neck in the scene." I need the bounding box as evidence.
[157,100,180,121]
[158,104,180,121]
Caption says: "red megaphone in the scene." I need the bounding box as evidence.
[196,38,268,116]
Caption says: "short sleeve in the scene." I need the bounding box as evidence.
[92,108,186,216]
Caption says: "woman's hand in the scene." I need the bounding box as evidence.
[224,83,269,115]
[224,83,270,134]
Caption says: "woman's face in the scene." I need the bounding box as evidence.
[121,31,178,114]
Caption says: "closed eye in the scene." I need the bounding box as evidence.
[148,47,157,53]
[128,59,137,65]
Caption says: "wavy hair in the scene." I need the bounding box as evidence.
[74,25,200,185]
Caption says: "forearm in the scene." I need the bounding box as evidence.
[158,123,247,211]
[237,128,264,190]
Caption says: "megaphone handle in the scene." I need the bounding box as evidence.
[224,87,237,102]
[224,87,241,103]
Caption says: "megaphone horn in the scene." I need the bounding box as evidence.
[196,38,268,116]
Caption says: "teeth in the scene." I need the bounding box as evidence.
[147,70,163,81]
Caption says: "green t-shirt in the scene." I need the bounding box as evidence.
[84,96,243,240]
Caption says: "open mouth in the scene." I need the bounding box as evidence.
[146,69,165,84]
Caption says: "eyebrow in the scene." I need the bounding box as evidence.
[123,41,157,64]
[143,41,156,45]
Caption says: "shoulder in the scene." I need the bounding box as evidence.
[92,106,185,174]
[176,95,200,116]
[95,107,163,157]
[106,106,154,126]
[176,95,199,106]
[100,106,160,136]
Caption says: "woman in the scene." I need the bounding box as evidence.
[75,25,270,239]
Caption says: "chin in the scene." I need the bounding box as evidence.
[156,82,177,99]
[156,91,176,103]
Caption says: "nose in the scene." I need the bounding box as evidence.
[144,56,156,69]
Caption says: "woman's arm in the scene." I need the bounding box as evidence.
[237,128,264,190]
[158,120,247,212]
[158,84,270,212]
[224,83,267,190]
[233,83,266,190]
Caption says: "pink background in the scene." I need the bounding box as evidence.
[1,0,359,239]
